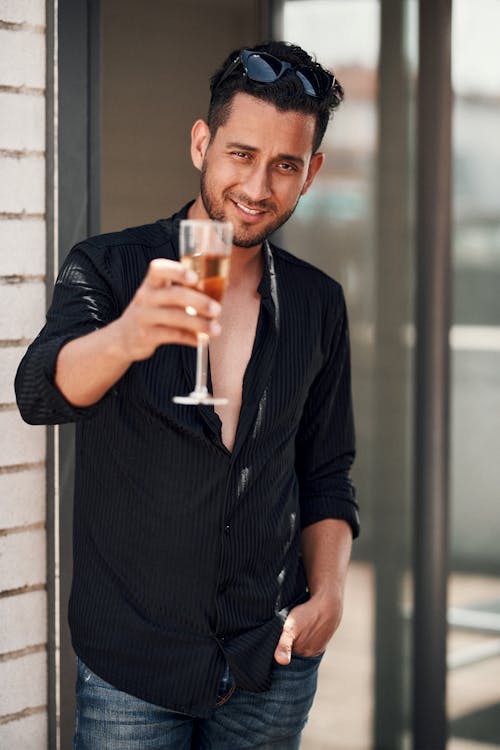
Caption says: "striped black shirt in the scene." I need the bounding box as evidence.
[15,203,359,717]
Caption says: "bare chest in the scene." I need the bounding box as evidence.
[209,287,261,451]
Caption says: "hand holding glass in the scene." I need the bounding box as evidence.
[173,219,233,405]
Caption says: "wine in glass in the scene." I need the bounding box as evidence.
[172,219,233,405]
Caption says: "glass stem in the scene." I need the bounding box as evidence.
[193,333,209,397]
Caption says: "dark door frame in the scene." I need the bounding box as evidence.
[47,2,101,747]
[413,1,452,748]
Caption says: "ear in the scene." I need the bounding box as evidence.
[301,152,324,196]
[190,119,211,171]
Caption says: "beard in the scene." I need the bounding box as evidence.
[200,161,300,248]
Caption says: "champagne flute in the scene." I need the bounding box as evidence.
[172,219,233,405]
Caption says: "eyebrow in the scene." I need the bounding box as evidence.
[225,142,305,168]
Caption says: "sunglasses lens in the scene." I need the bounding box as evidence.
[296,67,333,97]
[244,52,286,83]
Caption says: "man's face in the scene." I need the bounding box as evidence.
[191,93,323,248]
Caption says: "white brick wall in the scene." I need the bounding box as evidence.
[0,155,45,214]
[0,219,46,276]
[0,347,26,402]
[0,529,46,592]
[0,466,45,528]
[0,651,47,717]
[0,281,46,340]
[0,590,47,653]
[0,712,48,750]
[0,91,45,151]
[0,29,45,89]
[0,1,48,743]
[0,0,45,26]
[0,410,46,467]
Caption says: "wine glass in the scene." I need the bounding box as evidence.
[172,219,233,405]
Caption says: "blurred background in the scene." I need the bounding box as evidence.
[1,1,498,748]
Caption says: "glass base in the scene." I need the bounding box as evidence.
[172,393,228,406]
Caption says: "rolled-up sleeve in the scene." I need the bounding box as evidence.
[15,245,119,426]
[295,287,360,538]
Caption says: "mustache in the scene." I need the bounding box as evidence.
[227,192,277,213]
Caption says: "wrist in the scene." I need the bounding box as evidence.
[308,582,344,607]
[106,317,134,365]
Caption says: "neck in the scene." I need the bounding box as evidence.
[228,243,264,287]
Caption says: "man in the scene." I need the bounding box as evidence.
[16,41,359,749]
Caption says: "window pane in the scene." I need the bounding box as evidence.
[448,2,500,748]
[282,3,416,748]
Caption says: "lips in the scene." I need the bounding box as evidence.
[229,197,270,223]
[235,201,265,216]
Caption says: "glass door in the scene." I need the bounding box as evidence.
[448,2,500,748]
[280,2,417,748]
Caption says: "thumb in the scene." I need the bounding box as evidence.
[274,624,295,665]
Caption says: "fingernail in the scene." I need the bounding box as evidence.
[210,321,222,336]
[185,270,198,284]
[209,301,221,316]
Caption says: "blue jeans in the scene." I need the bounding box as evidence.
[73,653,323,749]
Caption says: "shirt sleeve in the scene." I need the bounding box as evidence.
[15,244,119,426]
[295,285,360,538]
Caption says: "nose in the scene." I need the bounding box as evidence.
[240,164,272,203]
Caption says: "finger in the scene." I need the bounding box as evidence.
[274,625,295,665]
[151,286,221,319]
[148,308,222,337]
[145,258,198,290]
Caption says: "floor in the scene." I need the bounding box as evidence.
[300,562,500,750]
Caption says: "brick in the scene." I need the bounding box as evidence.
[0,346,28,403]
[0,527,46,591]
[0,218,45,276]
[0,280,45,340]
[0,409,46,467]
[0,590,46,653]
[0,29,45,89]
[0,92,45,151]
[0,650,46,718]
[0,155,45,214]
[0,465,45,529]
[0,712,48,750]
[0,0,45,26]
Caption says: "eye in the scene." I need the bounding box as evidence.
[231,151,251,160]
[277,162,298,173]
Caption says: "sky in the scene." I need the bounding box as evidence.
[283,0,500,97]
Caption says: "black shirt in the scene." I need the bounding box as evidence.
[15,204,359,718]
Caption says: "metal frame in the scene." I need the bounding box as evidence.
[373,2,413,746]
[46,0,59,747]
[53,2,101,747]
[413,1,452,748]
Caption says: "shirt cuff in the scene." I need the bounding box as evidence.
[300,495,360,539]
[16,333,106,425]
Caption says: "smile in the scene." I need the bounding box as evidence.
[234,200,266,216]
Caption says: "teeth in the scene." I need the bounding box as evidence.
[236,202,262,216]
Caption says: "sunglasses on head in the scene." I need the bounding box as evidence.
[215,49,335,99]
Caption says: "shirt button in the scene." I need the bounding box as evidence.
[224,524,230,533]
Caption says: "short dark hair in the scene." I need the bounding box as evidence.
[208,40,344,153]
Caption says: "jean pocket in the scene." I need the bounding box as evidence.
[289,651,325,666]
[77,657,114,690]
